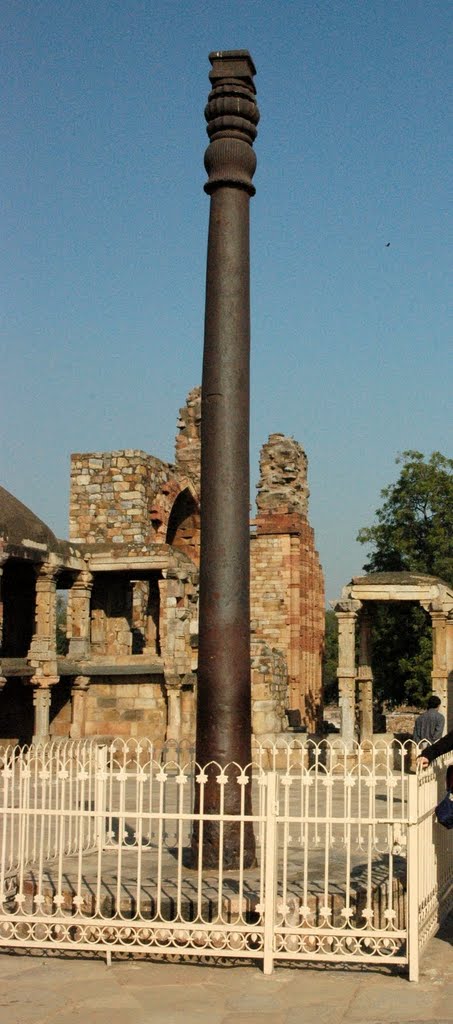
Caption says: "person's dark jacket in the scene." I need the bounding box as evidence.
[413,707,444,744]
[420,729,453,764]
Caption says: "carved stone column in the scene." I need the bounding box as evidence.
[70,675,90,739]
[357,609,373,742]
[335,599,361,749]
[429,603,449,725]
[32,686,52,744]
[68,569,93,659]
[165,674,183,744]
[28,560,60,687]
[181,675,196,742]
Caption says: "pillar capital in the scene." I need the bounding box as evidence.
[334,598,362,616]
[164,673,184,691]
[72,568,93,592]
[30,674,59,689]
[204,50,259,196]
[34,560,61,584]
[72,674,90,692]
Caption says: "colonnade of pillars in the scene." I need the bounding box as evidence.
[0,558,191,744]
[335,598,453,747]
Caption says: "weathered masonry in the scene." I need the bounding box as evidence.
[0,389,324,747]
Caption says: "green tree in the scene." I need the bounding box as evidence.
[357,451,453,707]
[56,594,68,655]
[322,610,338,703]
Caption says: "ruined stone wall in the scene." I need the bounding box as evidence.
[174,386,201,491]
[84,678,166,740]
[159,564,199,678]
[252,433,325,733]
[69,451,173,546]
[250,534,291,653]
[251,641,288,742]
[63,397,323,744]
[256,434,309,517]
[90,575,133,656]
[48,677,167,742]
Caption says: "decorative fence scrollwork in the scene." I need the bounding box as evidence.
[1,737,452,978]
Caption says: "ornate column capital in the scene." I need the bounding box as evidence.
[34,560,61,585]
[204,50,259,196]
[72,568,93,592]
[164,673,184,691]
[334,599,362,616]
[72,674,90,692]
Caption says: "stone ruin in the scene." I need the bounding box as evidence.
[0,388,324,748]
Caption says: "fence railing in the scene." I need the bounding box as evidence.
[0,737,452,977]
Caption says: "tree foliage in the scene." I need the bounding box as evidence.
[322,610,338,703]
[357,450,453,581]
[56,594,68,656]
[357,451,453,707]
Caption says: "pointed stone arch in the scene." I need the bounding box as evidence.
[165,485,200,564]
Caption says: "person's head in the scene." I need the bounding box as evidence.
[427,695,442,709]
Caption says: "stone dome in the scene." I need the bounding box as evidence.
[0,485,60,553]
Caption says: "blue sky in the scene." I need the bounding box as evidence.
[1,0,451,602]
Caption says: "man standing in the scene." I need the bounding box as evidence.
[413,695,444,746]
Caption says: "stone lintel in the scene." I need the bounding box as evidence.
[57,659,164,677]
[86,554,171,573]
[0,658,33,677]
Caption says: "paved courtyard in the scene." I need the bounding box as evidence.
[1,911,453,1024]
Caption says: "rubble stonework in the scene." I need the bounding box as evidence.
[0,390,325,747]
[174,386,201,490]
[69,451,173,547]
[251,641,288,741]
[256,434,309,516]
[252,435,324,732]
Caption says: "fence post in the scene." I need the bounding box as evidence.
[407,772,419,982]
[263,771,278,975]
[95,745,107,851]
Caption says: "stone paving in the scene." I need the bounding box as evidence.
[1,912,453,1024]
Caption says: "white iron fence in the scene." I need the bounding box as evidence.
[0,737,452,978]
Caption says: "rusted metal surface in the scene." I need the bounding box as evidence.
[193,52,259,868]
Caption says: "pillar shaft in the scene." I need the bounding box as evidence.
[28,561,60,689]
[70,675,90,739]
[335,599,361,749]
[30,562,59,650]
[193,51,259,869]
[165,676,183,743]
[430,607,449,724]
[33,686,51,743]
[357,610,373,741]
[68,569,93,659]
[198,184,252,766]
